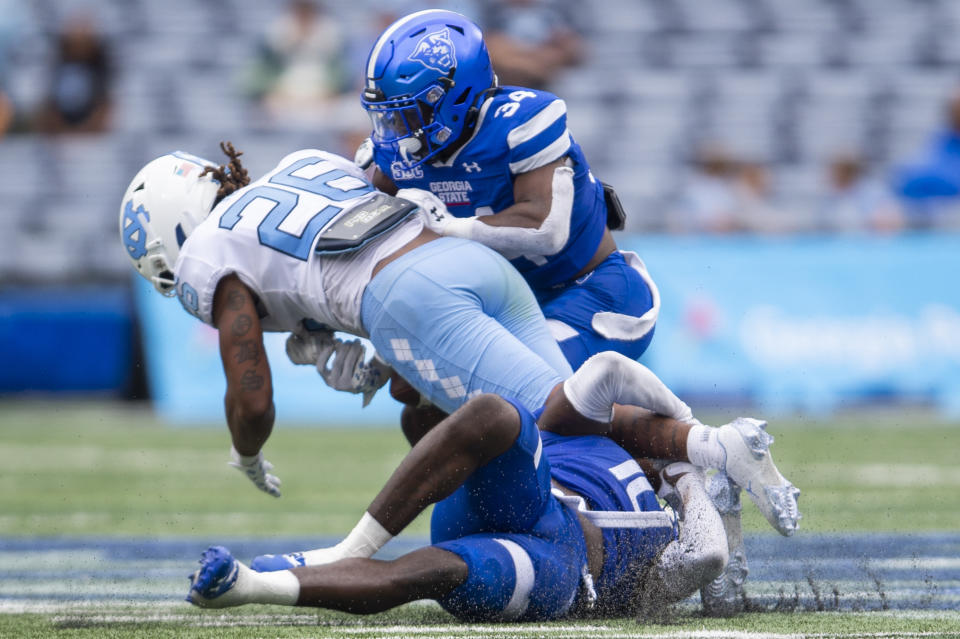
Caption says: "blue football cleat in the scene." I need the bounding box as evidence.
[251,551,305,572]
[187,546,240,607]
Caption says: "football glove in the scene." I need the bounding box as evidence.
[228,447,282,498]
[354,137,374,170]
[285,321,335,366]
[396,188,452,235]
[317,339,391,407]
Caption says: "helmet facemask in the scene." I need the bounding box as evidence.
[363,81,451,168]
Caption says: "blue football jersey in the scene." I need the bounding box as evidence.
[541,431,677,613]
[373,86,608,290]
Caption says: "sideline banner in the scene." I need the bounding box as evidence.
[136,234,960,423]
[619,233,960,414]
[134,276,401,425]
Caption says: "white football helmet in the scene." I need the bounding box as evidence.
[119,152,220,295]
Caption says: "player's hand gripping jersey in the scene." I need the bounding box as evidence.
[373,87,606,290]
[174,149,422,336]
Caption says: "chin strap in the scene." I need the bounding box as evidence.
[398,137,423,166]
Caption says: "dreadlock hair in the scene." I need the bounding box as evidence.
[201,141,251,201]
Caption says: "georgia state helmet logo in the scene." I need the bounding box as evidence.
[408,28,456,73]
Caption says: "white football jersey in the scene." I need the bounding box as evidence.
[174,149,423,336]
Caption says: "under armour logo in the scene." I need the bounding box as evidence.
[462,162,481,173]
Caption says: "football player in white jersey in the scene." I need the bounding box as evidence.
[120,142,572,497]
[119,144,799,547]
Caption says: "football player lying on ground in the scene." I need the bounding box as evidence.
[188,352,796,617]
[118,143,799,548]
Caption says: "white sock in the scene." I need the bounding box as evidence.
[686,423,724,471]
[246,564,300,605]
[301,512,393,566]
[199,561,299,608]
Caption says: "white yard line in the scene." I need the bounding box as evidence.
[32,614,960,637]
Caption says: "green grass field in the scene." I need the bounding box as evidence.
[1,400,959,638]
[2,401,957,537]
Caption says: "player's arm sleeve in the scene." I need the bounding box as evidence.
[438,97,575,256]
[212,273,275,457]
[441,164,574,258]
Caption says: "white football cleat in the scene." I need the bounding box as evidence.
[717,418,801,536]
[700,471,748,616]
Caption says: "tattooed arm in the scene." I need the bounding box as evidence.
[212,274,275,456]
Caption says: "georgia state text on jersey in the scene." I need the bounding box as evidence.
[372,87,607,291]
[173,149,423,336]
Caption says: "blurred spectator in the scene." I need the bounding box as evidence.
[671,147,796,233]
[242,0,352,127]
[0,0,24,138]
[479,0,585,90]
[732,161,796,233]
[669,145,740,233]
[35,12,112,135]
[892,89,960,228]
[818,153,903,233]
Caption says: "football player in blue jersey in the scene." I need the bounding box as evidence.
[187,354,749,619]
[356,9,659,371]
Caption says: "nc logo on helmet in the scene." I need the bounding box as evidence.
[407,28,456,73]
[122,200,151,259]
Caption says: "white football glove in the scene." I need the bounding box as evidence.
[396,188,452,235]
[285,322,335,366]
[354,137,374,170]
[317,338,391,407]
[228,446,282,498]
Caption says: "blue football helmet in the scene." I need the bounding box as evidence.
[361,10,495,168]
